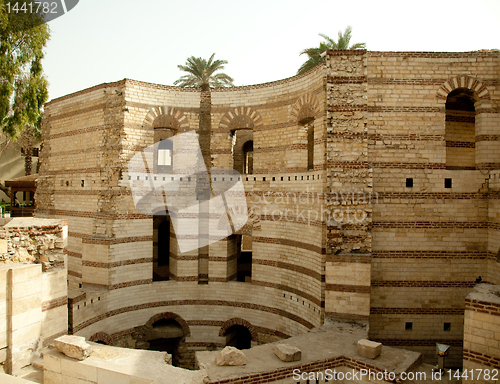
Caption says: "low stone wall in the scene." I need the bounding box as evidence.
[43,341,208,384]
[463,284,500,384]
[0,218,67,270]
[0,218,68,374]
[42,325,426,384]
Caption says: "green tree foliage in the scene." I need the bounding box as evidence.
[297,26,366,74]
[0,1,50,139]
[174,53,234,90]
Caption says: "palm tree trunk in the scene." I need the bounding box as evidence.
[197,84,212,284]
[24,147,33,176]
[199,84,212,171]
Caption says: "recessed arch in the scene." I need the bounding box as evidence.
[291,93,320,123]
[291,94,319,170]
[219,317,258,342]
[219,108,261,174]
[146,312,191,337]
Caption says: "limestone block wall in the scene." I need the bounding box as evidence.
[366,50,500,367]
[463,284,500,383]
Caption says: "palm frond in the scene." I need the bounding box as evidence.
[175,53,234,88]
[298,27,364,74]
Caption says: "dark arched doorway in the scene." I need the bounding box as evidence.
[242,140,254,175]
[223,325,252,350]
[153,215,170,281]
[445,88,476,170]
[148,318,185,367]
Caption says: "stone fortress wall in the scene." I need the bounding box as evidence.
[360,50,500,366]
[35,49,500,369]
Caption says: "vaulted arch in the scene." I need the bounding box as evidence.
[146,312,191,337]
[89,332,113,345]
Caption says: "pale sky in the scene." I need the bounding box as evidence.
[43,0,500,101]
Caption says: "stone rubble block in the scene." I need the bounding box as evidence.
[214,346,246,366]
[54,335,93,360]
[164,352,172,365]
[274,344,301,362]
[357,339,382,359]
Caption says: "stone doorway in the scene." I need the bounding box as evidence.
[223,324,252,350]
[132,314,195,369]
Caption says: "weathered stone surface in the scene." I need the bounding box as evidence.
[54,335,92,360]
[164,352,172,365]
[274,344,301,362]
[214,346,246,366]
[357,339,382,359]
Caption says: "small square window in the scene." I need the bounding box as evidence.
[445,178,452,188]
[444,323,451,331]
[405,322,413,331]
[406,178,413,188]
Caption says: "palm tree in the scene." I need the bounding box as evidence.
[174,54,234,171]
[18,124,40,175]
[174,54,234,284]
[297,26,366,74]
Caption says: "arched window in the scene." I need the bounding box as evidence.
[297,103,315,171]
[231,129,253,174]
[445,88,476,170]
[306,123,314,170]
[242,140,253,175]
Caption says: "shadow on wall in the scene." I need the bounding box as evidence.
[0,139,25,201]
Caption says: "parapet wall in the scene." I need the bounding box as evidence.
[463,284,500,383]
